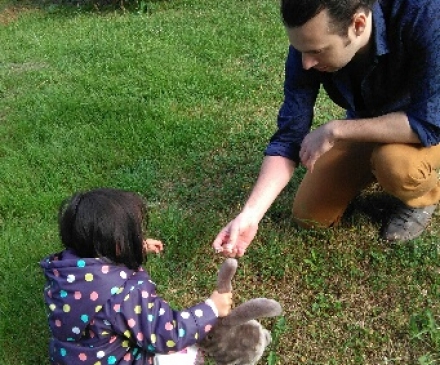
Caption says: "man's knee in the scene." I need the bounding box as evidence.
[372,144,436,197]
[292,207,338,229]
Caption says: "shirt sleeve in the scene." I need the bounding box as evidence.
[106,279,218,355]
[264,46,320,164]
[403,1,440,146]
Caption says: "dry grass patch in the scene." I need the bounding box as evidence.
[0,4,36,25]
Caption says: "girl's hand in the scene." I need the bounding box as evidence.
[209,290,233,317]
[143,239,164,254]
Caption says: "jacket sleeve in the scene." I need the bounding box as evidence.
[264,46,320,164]
[105,278,218,355]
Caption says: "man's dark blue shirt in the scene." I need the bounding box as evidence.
[265,0,440,164]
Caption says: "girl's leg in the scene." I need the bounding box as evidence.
[293,141,376,228]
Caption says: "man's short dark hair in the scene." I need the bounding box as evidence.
[280,0,376,36]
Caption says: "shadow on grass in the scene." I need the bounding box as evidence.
[266,179,401,230]
[1,0,169,16]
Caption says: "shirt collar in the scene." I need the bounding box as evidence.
[372,1,389,57]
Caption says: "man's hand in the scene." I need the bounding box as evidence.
[212,212,258,257]
[143,239,164,255]
[300,121,337,171]
[212,156,294,257]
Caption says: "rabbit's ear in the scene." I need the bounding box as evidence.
[217,258,238,294]
[222,298,282,326]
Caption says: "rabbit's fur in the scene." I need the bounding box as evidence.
[197,259,283,365]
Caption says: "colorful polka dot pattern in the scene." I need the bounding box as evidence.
[41,249,218,364]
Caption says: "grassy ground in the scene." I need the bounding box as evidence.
[0,0,438,364]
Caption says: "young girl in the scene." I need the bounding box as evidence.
[40,188,232,365]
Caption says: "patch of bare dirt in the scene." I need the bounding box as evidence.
[0,5,34,25]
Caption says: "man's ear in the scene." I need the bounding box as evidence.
[352,11,368,36]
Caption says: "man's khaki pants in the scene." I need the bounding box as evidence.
[292,142,440,228]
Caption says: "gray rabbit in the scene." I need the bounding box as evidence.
[196,258,283,365]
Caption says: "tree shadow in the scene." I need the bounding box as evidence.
[1,0,170,14]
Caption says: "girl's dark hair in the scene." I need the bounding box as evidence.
[280,0,376,36]
[58,188,147,270]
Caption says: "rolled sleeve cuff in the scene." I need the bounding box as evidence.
[188,302,218,341]
[264,142,300,165]
[204,298,219,317]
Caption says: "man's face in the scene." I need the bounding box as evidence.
[287,9,363,72]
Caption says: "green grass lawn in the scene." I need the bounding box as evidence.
[0,0,438,364]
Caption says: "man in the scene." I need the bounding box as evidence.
[213,0,440,257]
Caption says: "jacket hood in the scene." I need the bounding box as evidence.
[40,249,136,342]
